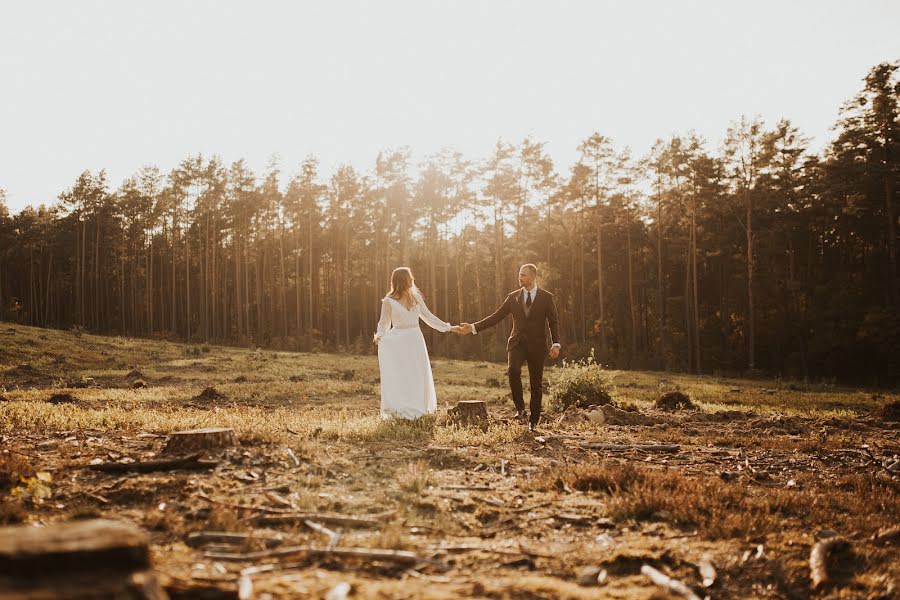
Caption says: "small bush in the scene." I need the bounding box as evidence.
[549,349,615,411]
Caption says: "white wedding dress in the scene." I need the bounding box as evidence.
[375,290,451,420]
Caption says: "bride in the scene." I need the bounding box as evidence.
[374,267,462,420]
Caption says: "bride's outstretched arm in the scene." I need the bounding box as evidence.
[374,297,392,343]
[415,291,452,332]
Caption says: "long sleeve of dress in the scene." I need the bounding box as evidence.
[374,297,392,341]
[416,291,451,332]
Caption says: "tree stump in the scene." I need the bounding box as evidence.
[0,519,166,599]
[162,427,236,456]
[448,401,489,430]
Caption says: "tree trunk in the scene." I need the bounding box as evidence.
[578,202,586,343]
[456,229,466,324]
[94,217,100,331]
[146,224,153,335]
[243,230,251,338]
[295,226,301,341]
[627,221,637,364]
[656,185,666,369]
[746,191,755,370]
[256,240,263,342]
[28,245,34,326]
[344,224,351,348]
[691,207,701,374]
[494,208,505,344]
[684,227,693,371]
[884,144,898,305]
[234,230,242,340]
[186,222,192,340]
[442,237,450,355]
[44,249,53,327]
[171,209,178,334]
[75,219,82,326]
[307,214,313,332]
[279,216,287,342]
[596,212,607,358]
[120,253,126,334]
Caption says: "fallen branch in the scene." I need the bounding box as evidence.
[284,448,301,467]
[5,448,41,460]
[254,510,395,529]
[430,543,554,558]
[810,537,850,590]
[479,520,520,537]
[873,526,900,544]
[698,553,716,588]
[237,574,253,600]
[81,452,218,473]
[185,531,284,548]
[79,490,110,504]
[474,496,504,507]
[510,501,552,513]
[265,491,297,509]
[195,490,295,514]
[641,564,702,600]
[204,545,447,568]
[303,519,340,547]
[582,443,680,453]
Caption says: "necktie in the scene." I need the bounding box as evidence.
[526,290,533,312]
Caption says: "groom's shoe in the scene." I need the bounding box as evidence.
[528,422,539,433]
[510,410,526,421]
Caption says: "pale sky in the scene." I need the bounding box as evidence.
[1,0,898,214]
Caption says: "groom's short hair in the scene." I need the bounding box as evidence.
[521,263,538,276]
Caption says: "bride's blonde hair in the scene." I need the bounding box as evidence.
[389,267,418,303]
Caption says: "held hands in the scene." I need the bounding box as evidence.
[451,323,473,335]
[548,345,560,360]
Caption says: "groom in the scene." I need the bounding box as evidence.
[458,264,561,431]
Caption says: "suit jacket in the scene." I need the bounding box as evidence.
[473,287,561,353]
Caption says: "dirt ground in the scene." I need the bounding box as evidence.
[1,323,898,599]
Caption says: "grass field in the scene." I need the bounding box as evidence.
[1,323,898,599]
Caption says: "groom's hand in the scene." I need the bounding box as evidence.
[459,322,473,335]
[548,346,560,360]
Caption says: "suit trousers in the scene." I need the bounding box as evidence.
[507,339,546,425]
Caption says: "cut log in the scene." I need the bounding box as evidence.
[86,451,218,473]
[162,427,236,456]
[185,531,284,549]
[641,564,702,600]
[810,537,850,590]
[204,545,447,568]
[582,443,680,453]
[447,401,489,429]
[0,519,166,599]
[253,510,394,529]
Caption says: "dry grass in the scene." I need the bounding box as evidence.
[528,461,900,541]
[1,322,898,598]
[396,460,432,494]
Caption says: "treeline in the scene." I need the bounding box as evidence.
[0,62,898,385]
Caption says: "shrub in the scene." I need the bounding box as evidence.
[549,349,615,411]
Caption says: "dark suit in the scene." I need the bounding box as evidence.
[473,287,561,426]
